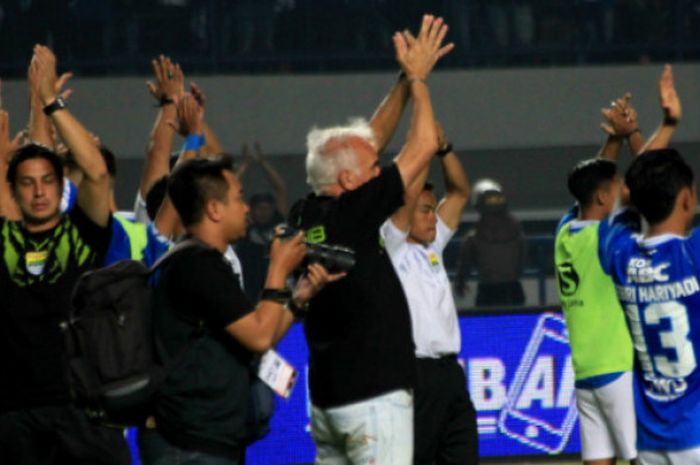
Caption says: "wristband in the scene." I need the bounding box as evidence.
[159,96,175,107]
[626,128,641,137]
[436,143,453,158]
[43,97,67,116]
[663,116,679,127]
[286,299,309,320]
[183,134,205,152]
[260,288,292,305]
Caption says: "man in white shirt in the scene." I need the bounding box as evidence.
[380,128,477,464]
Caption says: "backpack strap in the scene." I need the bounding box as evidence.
[149,238,205,273]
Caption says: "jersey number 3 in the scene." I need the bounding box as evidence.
[627,301,697,378]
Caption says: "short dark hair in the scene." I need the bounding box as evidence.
[626,148,694,225]
[168,155,236,227]
[7,143,64,188]
[567,159,617,208]
[145,175,169,222]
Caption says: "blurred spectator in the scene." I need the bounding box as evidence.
[482,0,534,49]
[226,0,277,54]
[235,143,288,303]
[456,179,526,307]
[576,0,615,47]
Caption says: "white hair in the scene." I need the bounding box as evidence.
[305,118,376,195]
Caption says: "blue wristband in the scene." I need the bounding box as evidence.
[183,134,205,152]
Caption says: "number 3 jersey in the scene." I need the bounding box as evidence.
[600,210,700,451]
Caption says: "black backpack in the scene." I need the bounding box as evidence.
[64,240,199,427]
[65,239,276,441]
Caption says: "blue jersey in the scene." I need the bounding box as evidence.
[600,210,700,451]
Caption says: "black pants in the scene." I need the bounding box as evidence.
[0,404,130,465]
[414,357,479,465]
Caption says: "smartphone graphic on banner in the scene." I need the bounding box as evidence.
[498,313,577,454]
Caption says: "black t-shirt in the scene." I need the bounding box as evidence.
[152,243,254,457]
[0,208,111,412]
[236,216,281,303]
[288,163,415,408]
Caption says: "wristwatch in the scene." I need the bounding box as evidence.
[43,97,67,116]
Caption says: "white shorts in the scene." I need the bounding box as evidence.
[639,446,700,465]
[576,371,637,461]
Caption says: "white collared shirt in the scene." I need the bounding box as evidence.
[380,216,460,358]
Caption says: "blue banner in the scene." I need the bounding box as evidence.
[246,309,580,463]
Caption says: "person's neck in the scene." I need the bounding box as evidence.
[23,215,61,233]
[646,215,688,239]
[579,205,607,222]
[187,224,228,253]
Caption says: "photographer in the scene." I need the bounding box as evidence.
[139,156,343,465]
[287,15,453,464]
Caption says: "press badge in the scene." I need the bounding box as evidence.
[258,349,298,399]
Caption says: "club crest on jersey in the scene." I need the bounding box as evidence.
[25,250,48,276]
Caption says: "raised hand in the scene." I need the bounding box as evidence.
[393,14,454,81]
[0,110,24,163]
[31,45,60,105]
[601,93,638,137]
[659,64,681,123]
[146,55,185,103]
[174,93,204,136]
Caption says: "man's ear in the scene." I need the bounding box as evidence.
[594,187,607,207]
[338,169,355,192]
[205,199,223,222]
[679,187,694,215]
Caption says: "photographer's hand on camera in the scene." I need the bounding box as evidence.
[291,263,347,316]
[267,231,306,287]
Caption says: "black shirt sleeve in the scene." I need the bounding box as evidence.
[168,247,254,329]
[68,206,112,259]
[337,163,404,230]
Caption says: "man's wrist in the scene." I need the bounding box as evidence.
[42,97,67,116]
[436,143,453,158]
[260,288,292,305]
[663,115,679,127]
[183,133,205,152]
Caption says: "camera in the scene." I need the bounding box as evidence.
[278,225,356,273]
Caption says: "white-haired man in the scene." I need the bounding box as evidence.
[287,15,453,465]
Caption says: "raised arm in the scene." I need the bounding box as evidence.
[140,55,184,198]
[153,93,205,238]
[393,15,454,190]
[189,83,225,156]
[436,129,470,230]
[33,45,110,227]
[598,93,642,160]
[369,74,411,154]
[255,142,289,216]
[0,108,22,220]
[639,64,681,153]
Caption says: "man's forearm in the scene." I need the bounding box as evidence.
[370,75,410,153]
[597,135,623,161]
[141,105,177,197]
[639,123,675,153]
[395,80,438,189]
[441,152,469,198]
[49,110,106,182]
[28,96,53,149]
